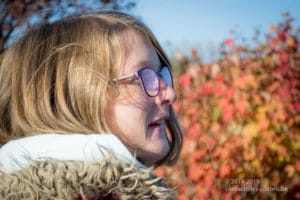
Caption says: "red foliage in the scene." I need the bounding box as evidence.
[156,13,300,199]
[225,38,234,47]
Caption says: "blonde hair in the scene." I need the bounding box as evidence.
[0,11,182,166]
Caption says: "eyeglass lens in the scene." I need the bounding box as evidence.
[139,66,173,97]
[140,68,159,96]
[159,66,173,88]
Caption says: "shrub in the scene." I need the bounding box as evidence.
[157,13,300,199]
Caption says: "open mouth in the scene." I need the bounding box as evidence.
[148,114,169,131]
[149,121,162,128]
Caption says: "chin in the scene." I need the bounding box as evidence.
[138,145,169,166]
[150,144,169,162]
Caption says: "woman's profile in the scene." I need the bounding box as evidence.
[0,11,183,199]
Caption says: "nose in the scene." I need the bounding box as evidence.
[156,78,177,105]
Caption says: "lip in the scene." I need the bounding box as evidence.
[148,114,169,127]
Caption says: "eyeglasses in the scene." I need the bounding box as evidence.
[112,66,174,97]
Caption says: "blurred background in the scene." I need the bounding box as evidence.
[131,0,300,63]
[1,0,300,199]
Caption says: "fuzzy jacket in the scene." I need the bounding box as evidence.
[0,134,174,200]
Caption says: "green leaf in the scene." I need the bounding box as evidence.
[212,106,222,121]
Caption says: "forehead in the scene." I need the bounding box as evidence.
[120,30,161,72]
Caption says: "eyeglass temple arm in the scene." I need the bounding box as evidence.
[112,72,138,82]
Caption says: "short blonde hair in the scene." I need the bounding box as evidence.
[0,11,182,166]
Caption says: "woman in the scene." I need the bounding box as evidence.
[0,11,182,199]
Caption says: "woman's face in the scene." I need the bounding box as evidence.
[111,30,177,166]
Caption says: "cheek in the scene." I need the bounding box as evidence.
[110,100,149,150]
[117,85,152,111]
[110,86,154,135]
[113,100,150,127]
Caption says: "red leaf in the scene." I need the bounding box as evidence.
[154,167,165,177]
[214,84,224,97]
[187,165,202,181]
[277,145,287,157]
[278,86,290,98]
[292,102,300,112]
[199,83,213,95]
[219,164,231,178]
[190,149,206,162]
[187,123,201,140]
[224,87,235,100]
[191,48,198,58]
[280,51,289,64]
[295,161,300,171]
[179,74,191,87]
[225,38,234,47]
[257,143,267,157]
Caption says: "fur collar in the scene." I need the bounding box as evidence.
[0,158,174,199]
[0,134,174,199]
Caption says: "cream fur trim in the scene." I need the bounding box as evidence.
[0,158,174,199]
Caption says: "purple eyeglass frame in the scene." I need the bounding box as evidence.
[112,66,173,97]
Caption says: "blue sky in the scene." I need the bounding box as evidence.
[127,0,300,63]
